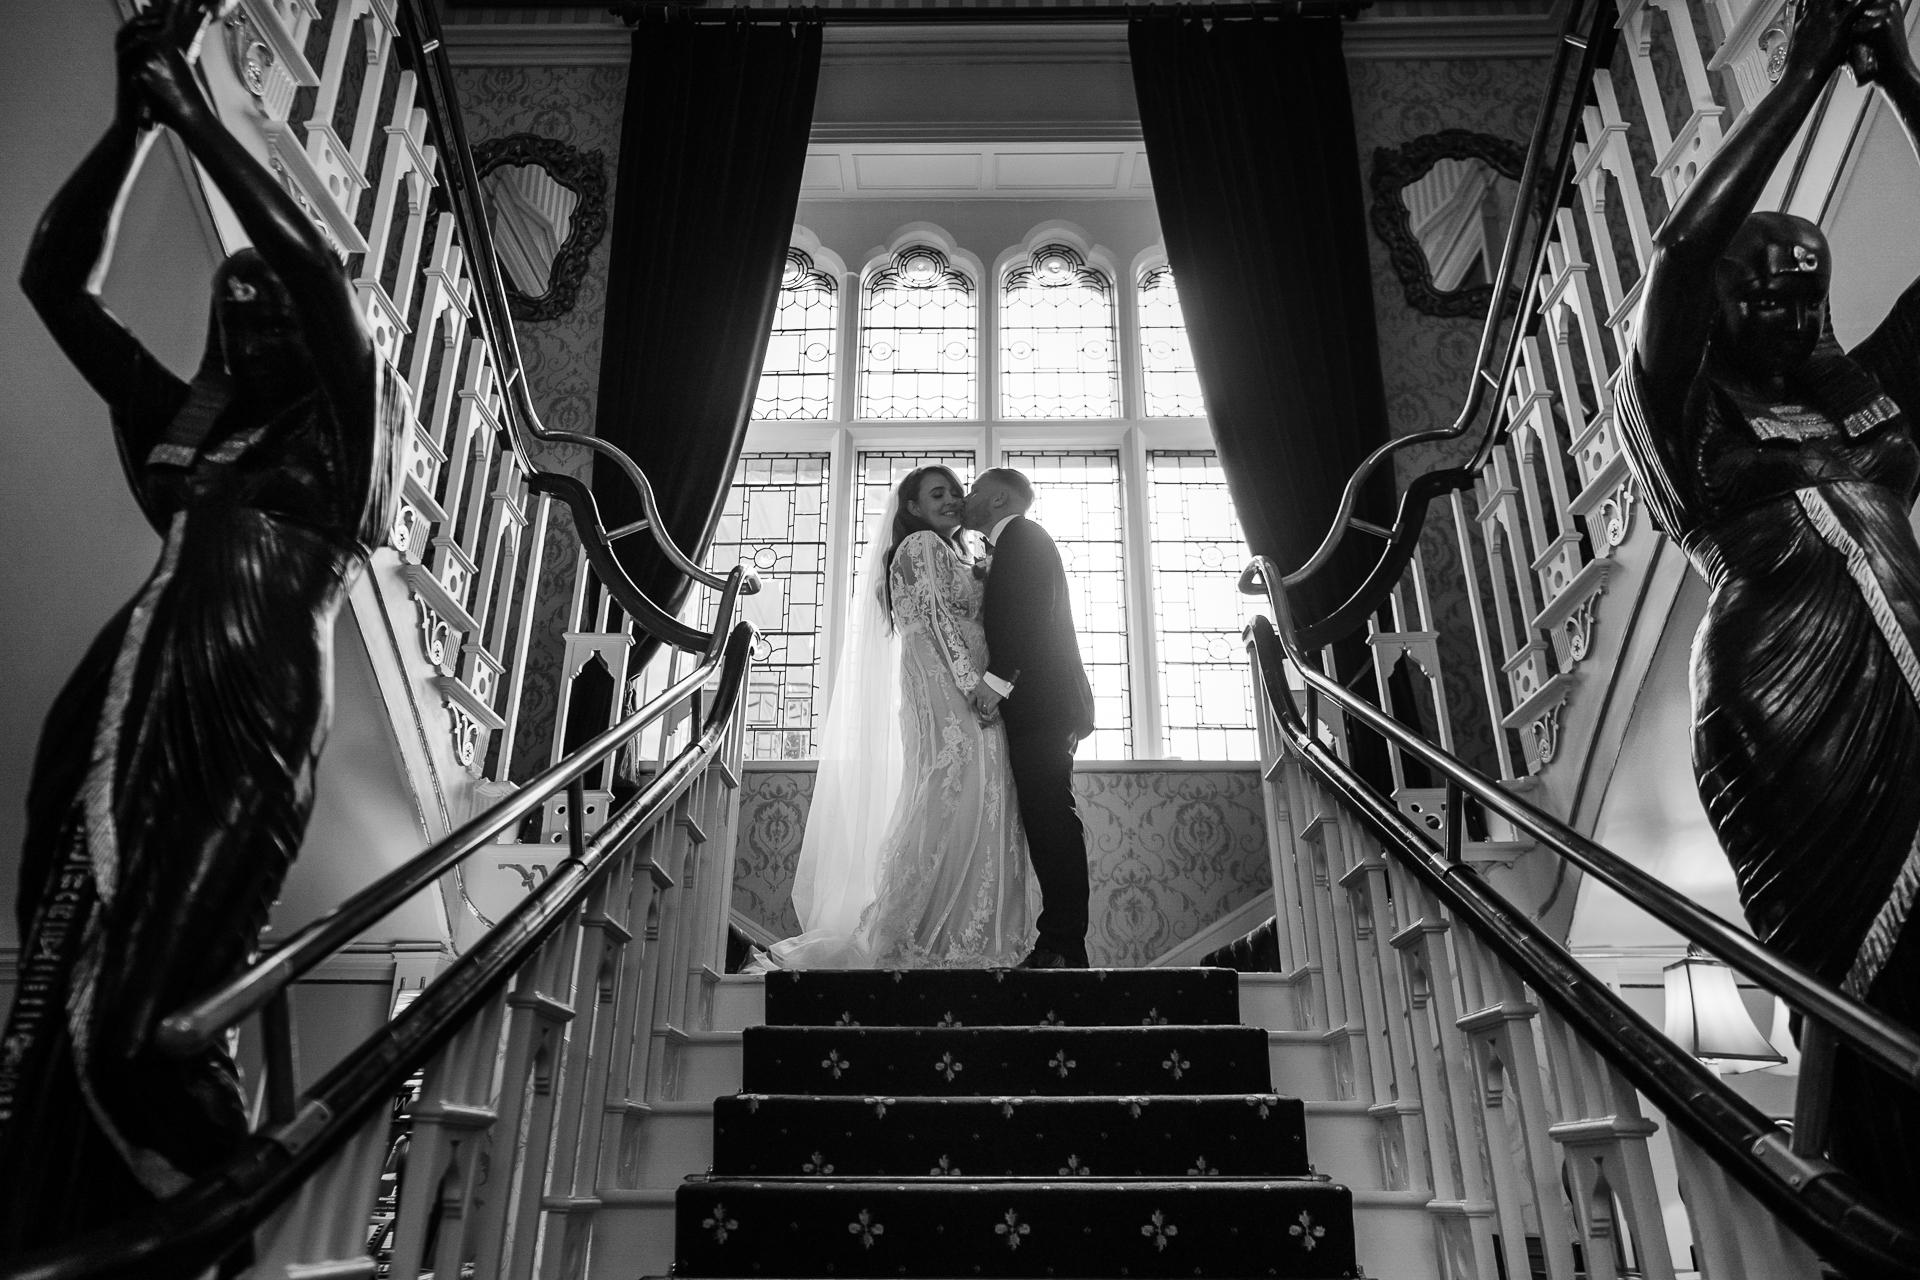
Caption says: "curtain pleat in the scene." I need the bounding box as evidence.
[1128,11,1394,631]
[594,12,823,622]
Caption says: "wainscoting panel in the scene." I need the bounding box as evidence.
[731,764,1270,967]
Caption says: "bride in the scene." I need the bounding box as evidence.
[766,465,1037,969]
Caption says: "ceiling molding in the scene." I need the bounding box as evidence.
[800,141,1155,200]
[443,12,1557,66]
[812,120,1143,143]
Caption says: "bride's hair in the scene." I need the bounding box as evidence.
[883,464,967,624]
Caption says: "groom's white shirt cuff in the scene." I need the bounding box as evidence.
[982,514,1021,699]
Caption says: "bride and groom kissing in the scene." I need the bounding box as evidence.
[764,465,1096,972]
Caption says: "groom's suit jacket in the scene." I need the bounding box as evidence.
[982,515,1096,740]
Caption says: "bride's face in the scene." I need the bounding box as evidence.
[909,472,966,537]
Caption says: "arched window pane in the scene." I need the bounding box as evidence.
[1138,267,1205,418]
[1003,449,1131,758]
[859,246,976,419]
[1148,450,1257,759]
[753,249,837,421]
[704,452,832,759]
[1000,245,1119,419]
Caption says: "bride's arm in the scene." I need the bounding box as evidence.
[892,532,982,694]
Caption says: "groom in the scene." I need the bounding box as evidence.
[964,468,1097,969]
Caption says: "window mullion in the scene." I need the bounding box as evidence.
[1120,426,1164,759]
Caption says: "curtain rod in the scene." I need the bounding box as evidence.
[605,1,1369,23]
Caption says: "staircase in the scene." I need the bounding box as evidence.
[672,968,1357,1279]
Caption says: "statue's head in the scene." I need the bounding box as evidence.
[211,248,312,398]
[1712,212,1831,380]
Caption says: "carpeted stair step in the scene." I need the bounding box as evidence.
[741,1025,1270,1096]
[673,1177,1356,1278]
[713,1093,1308,1177]
[764,968,1239,1028]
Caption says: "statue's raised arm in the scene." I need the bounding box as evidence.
[0,4,400,1254]
[1616,0,1920,1223]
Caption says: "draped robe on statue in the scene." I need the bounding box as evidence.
[0,341,403,1247]
[1617,278,1920,1210]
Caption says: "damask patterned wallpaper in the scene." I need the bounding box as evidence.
[453,65,627,781]
[1348,56,1550,776]
[732,766,1273,967]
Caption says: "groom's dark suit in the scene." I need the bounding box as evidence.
[981,514,1096,963]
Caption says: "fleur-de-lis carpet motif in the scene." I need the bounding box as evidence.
[702,1204,738,1245]
[849,1209,884,1249]
[675,968,1353,1278]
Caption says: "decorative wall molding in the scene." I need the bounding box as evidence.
[441,14,1558,69]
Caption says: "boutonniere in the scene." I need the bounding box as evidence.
[973,554,993,581]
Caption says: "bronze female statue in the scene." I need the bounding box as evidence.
[0,7,401,1248]
[1621,0,1920,1209]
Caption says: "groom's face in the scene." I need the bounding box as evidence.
[963,479,1001,532]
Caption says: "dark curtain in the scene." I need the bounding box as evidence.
[594,12,823,619]
[1129,11,1395,634]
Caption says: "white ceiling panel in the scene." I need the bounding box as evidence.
[853,151,984,190]
[801,153,847,191]
[994,151,1122,190]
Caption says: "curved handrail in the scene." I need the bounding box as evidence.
[1272,0,1610,632]
[1247,553,1920,1087]
[0,620,757,1280]
[155,569,745,1057]
[1244,611,1920,1277]
[392,0,757,647]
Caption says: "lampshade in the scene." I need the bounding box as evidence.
[1663,948,1787,1069]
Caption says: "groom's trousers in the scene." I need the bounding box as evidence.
[1006,728,1089,961]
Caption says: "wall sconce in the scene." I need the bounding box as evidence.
[1664,947,1786,1071]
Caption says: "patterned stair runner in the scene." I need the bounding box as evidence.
[674,968,1356,1279]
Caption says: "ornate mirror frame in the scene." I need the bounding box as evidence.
[472,132,608,323]
[1370,129,1528,319]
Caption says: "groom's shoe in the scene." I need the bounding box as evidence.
[1016,947,1090,970]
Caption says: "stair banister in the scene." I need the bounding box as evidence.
[155,568,749,1060]
[1272,0,1612,611]
[0,619,756,1280]
[1242,556,1920,1277]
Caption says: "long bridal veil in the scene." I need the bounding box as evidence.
[764,492,906,968]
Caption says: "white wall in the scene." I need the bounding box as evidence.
[0,2,227,949]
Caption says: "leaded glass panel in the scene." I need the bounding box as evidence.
[753,249,837,420]
[1000,245,1120,420]
[1148,450,1257,759]
[1138,267,1206,418]
[1002,449,1131,758]
[859,247,976,419]
[853,451,977,595]
[703,452,832,759]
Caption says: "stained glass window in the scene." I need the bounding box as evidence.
[1148,451,1258,759]
[1000,245,1120,420]
[1138,267,1206,418]
[1002,450,1131,758]
[703,453,832,759]
[853,451,977,593]
[859,246,976,419]
[753,249,837,421]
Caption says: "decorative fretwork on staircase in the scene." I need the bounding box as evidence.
[1362,0,1824,792]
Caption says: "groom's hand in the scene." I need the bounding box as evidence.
[969,684,1003,720]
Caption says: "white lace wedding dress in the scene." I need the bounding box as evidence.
[854,531,1037,967]
[766,524,1036,970]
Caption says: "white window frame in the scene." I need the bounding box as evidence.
[740,230,1231,762]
